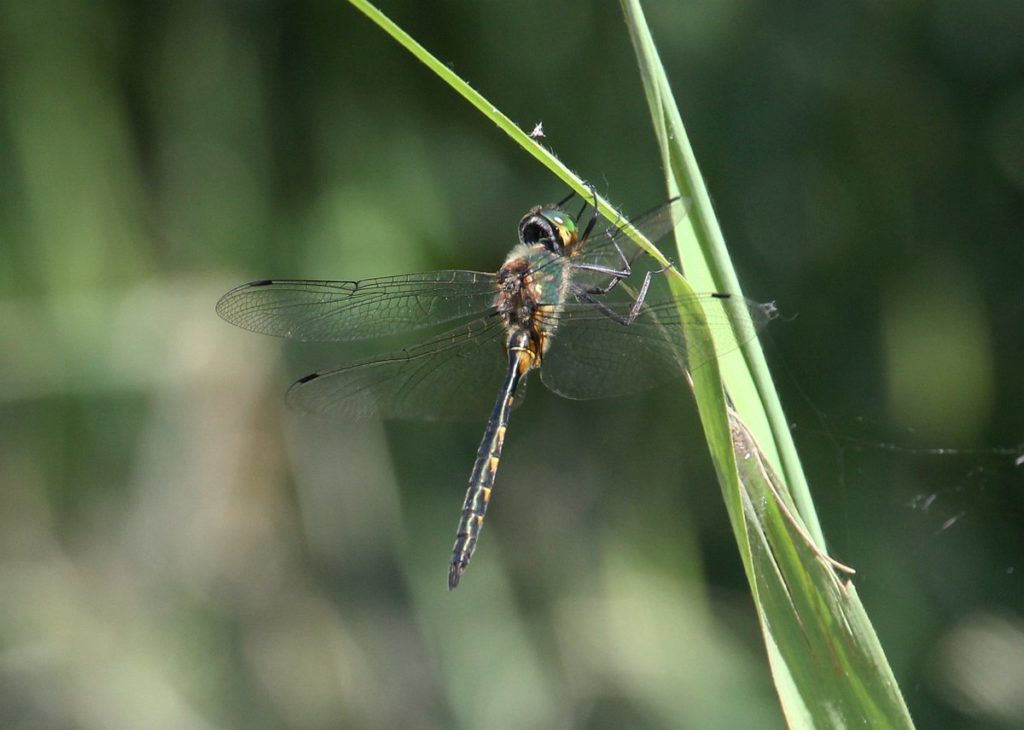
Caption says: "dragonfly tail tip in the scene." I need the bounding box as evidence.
[448,561,467,591]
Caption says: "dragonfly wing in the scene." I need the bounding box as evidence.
[216,271,498,342]
[286,317,510,420]
[539,289,776,400]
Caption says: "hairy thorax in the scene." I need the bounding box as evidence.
[495,243,567,370]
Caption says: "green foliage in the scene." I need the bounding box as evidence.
[2,0,1020,727]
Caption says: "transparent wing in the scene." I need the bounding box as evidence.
[538,289,777,400]
[216,271,498,342]
[285,317,511,420]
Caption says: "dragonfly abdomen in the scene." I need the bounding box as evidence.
[447,333,535,590]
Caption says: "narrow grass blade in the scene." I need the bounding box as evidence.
[620,0,914,726]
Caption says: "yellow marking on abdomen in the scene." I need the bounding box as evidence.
[496,426,506,449]
[513,349,537,376]
[488,456,500,473]
[480,487,492,503]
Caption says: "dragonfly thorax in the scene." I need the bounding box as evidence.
[496,253,561,366]
[496,257,539,326]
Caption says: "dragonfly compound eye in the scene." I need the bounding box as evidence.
[518,208,577,254]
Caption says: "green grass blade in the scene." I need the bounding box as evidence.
[620,0,914,726]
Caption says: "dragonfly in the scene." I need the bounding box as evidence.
[216,194,777,589]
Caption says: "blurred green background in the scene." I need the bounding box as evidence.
[2,1,1022,727]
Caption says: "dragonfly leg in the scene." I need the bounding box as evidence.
[573,201,677,297]
[578,184,602,243]
[556,185,597,226]
[568,232,658,296]
[570,260,674,326]
[556,189,577,208]
[574,187,679,297]
[571,256,631,295]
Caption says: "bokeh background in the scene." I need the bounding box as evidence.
[2,1,1022,727]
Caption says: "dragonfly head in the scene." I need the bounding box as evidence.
[518,207,578,255]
